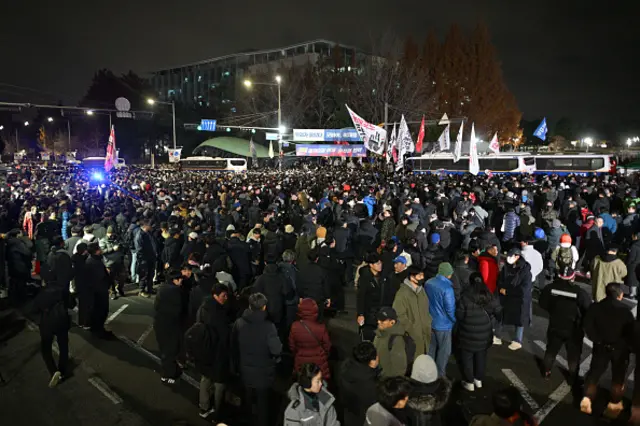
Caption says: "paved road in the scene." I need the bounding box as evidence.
[0,281,637,425]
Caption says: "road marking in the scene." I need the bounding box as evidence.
[502,369,540,411]
[116,335,200,389]
[534,381,572,424]
[105,304,129,324]
[137,324,154,345]
[88,377,123,404]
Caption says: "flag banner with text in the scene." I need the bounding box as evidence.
[346,105,386,155]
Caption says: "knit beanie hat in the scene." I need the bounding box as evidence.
[316,226,327,239]
[559,233,572,247]
[437,262,454,277]
[411,355,438,384]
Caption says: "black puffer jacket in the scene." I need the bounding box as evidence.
[356,267,395,325]
[195,298,230,382]
[407,378,453,426]
[296,262,330,304]
[455,291,502,352]
[423,245,446,279]
[254,264,293,324]
[338,358,378,426]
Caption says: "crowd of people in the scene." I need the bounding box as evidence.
[6,162,640,425]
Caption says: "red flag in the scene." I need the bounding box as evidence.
[105,125,116,171]
[415,116,425,154]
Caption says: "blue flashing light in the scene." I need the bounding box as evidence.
[91,171,104,182]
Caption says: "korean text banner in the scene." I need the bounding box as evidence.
[293,129,362,142]
[295,144,367,157]
[345,105,386,154]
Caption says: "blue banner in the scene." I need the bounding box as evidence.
[533,117,548,140]
[295,144,367,157]
[200,119,217,132]
[293,129,362,142]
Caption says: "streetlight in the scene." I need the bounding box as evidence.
[0,125,3,131]
[24,121,29,126]
[85,110,112,128]
[86,110,94,116]
[583,137,593,153]
[47,117,53,122]
[628,138,633,147]
[243,75,283,136]
[147,98,177,150]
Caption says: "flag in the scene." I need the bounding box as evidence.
[395,115,414,171]
[439,113,450,125]
[168,148,182,163]
[249,138,257,162]
[415,116,425,154]
[38,126,46,145]
[469,123,479,175]
[386,124,397,164]
[268,140,274,158]
[453,122,463,163]
[346,105,386,155]
[105,125,116,171]
[533,118,548,140]
[438,124,451,151]
[489,132,500,154]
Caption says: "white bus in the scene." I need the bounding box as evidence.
[408,153,535,175]
[179,156,247,172]
[531,154,616,176]
[81,157,126,169]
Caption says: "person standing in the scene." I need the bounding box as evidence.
[339,342,379,426]
[154,269,184,384]
[365,376,412,426]
[425,262,456,377]
[539,266,591,385]
[135,220,157,298]
[591,244,627,302]
[289,298,332,381]
[581,283,634,418]
[496,248,533,351]
[455,273,502,392]
[284,363,340,426]
[72,243,90,329]
[231,292,282,426]
[194,284,230,420]
[477,244,499,294]
[99,226,125,300]
[393,266,432,359]
[85,242,111,338]
[296,249,331,320]
[358,252,394,341]
[373,307,408,378]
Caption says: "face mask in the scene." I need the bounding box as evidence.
[507,256,516,265]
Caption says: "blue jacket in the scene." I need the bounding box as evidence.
[599,213,617,234]
[363,196,376,217]
[425,275,456,331]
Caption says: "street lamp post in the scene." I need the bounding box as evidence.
[244,76,283,168]
[147,99,177,150]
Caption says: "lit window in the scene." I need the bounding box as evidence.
[198,75,202,82]
[211,84,216,89]
[184,77,188,82]
[224,71,230,77]
[168,89,175,97]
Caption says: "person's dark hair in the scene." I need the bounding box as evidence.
[51,235,64,248]
[377,376,412,411]
[605,282,623,299]
[407,265,423,278]
[384,239,397,252]
[282,249,296,263]
[468,239,480,254]
[353,341,377,365]
[248,292,268,311]
[492,387,532,421]
[297,363,322,389]
[76,242,88,254]
[187,252,202,264]
[141,219,152,227]
[466,272,493,306]
[307,247,319,262]
[365,251,381,264]
[83,225,94,234]
[212,283,229,297]
[87,242,100,255]
[454,250,469,264]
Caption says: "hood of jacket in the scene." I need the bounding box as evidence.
[297,298,319,321]
[340,358,378,386]
[407,377,452,413]
[287,383,335,413]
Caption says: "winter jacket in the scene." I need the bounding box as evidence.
[289,299,332,380]
[297,262,330,305]
[451,262,472,300]
[591,254,627,302]
[99,235,124,268]
[584,297,634,349]
[231,309,282,388]
[550,244,579,270]
[363,195,377,217]
[600,212,617,234]
[284,384,340,426]
[393,280,432,357]
[254,264,294,324]
[406,377,452,426]
[455,291,502,352]
[520,245,544,283]
[365,403,405,426]
[44,248,74,287]
[6,235,33,279]
[194,297,230,382]
[153,282,183,360]
[227,237,252,279]
[626,240,640,290]
[425,275,456,331]
[380,217,397,243]
[477,253,499,294]
[373,321,407,378]
[357,267,395,326]
[423,245,447,279]
[539,278,591,338]
[501,212,520,241]
[338,358,378,426]
[188,277,215,324]
[134,229,156,264]
[161,236,183,269]
[85,254,111,296]
[497,259,532,327]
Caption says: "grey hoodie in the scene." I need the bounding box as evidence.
[283,383,340,426]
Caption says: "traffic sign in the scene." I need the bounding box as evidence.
[200,119,217,132]
[266,132,279,141]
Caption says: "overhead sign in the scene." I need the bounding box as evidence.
[295,144,367,157]
[265,132,279,141]
[200,119,217,132]
[293,129,362,142]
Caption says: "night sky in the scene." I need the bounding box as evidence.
[1,1,638,130]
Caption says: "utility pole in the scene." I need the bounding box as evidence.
[67,120,71,152]
[14,129,18,152]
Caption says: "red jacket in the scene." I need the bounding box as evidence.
[478,253,499,293]
[579,219,595,250]
[289,299,332,379]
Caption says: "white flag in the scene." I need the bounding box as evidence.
[453,122,463,163]
[438,124,451,151]
[168,148,183,163]
[269,140,274,158]
[395,115,414,171]
[346,105,386,155]
[469,123,479,175]
[386,124,397,164]
[489,132,500,154]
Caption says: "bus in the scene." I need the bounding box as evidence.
[179,157,247,172]
[531,154,615,176]
[82,157,126,169]
[408,153,535,175]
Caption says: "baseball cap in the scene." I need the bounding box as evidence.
[393,256,407,265]
[376,307,398,322]
[507,247,521,257]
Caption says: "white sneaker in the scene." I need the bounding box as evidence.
[474,379,483,389]
[493,336,502,345]
[49,371,61,388]
[462,381,475,392]
[508,341,522,351]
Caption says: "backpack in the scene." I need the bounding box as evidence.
[558,247,573,267]
[184,312,213,363]
[389,332,416,374]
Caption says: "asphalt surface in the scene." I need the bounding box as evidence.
[0,280,637,426]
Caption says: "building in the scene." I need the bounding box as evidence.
[148,39,369,108]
